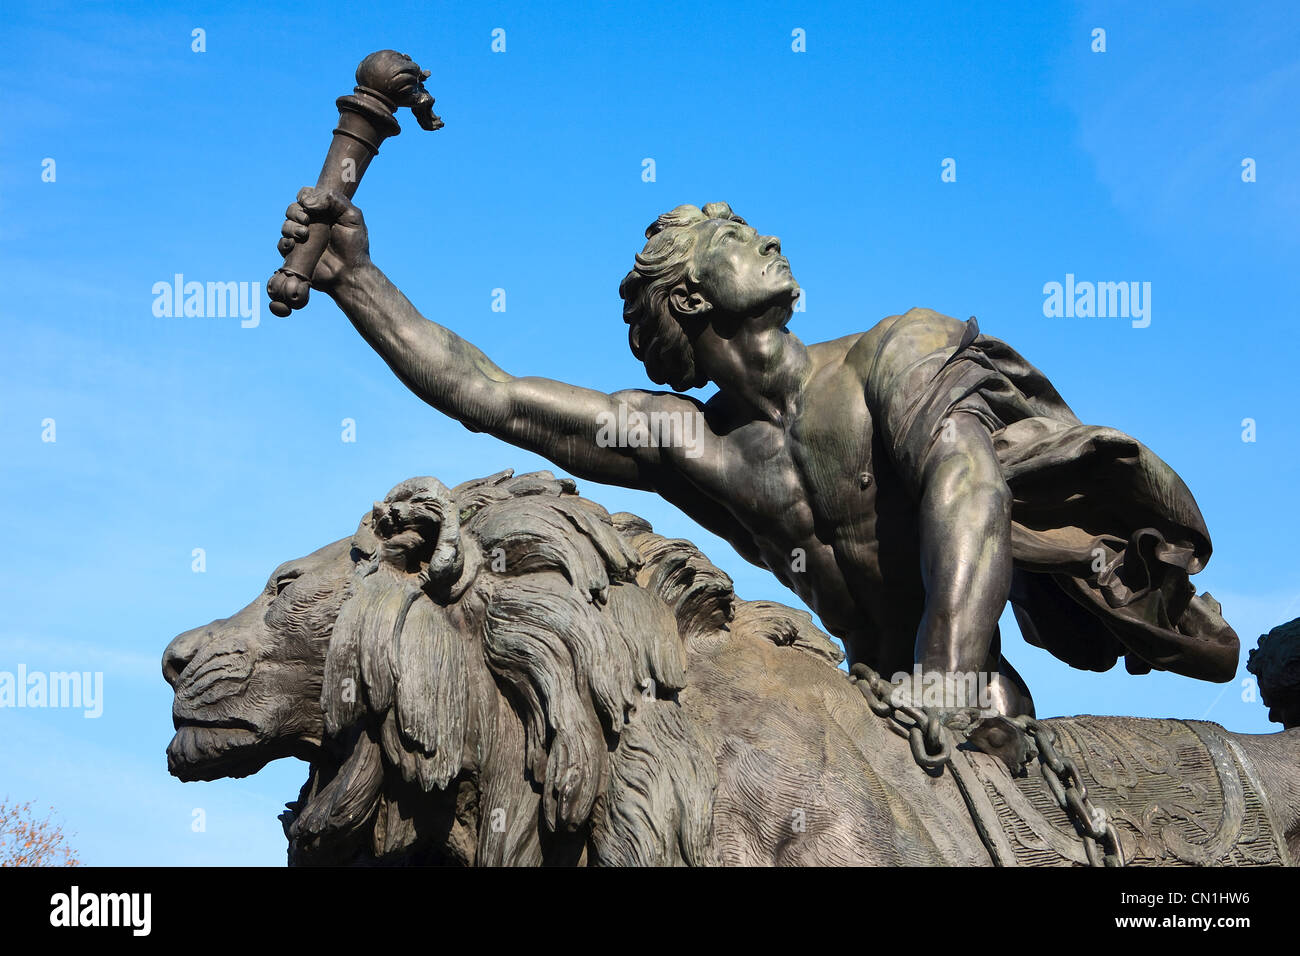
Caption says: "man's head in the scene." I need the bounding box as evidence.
[619,203,800,391]
[1247,617,1300,729]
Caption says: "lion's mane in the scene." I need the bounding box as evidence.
[283,469,748,865]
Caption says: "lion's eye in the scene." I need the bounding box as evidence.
[274,573,301,596]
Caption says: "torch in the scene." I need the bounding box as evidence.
[267,49,443,317]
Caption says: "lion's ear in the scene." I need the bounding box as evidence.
[368,478,464,580]
[352,510,380,558]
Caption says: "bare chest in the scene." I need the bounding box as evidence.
[707,375,880,552]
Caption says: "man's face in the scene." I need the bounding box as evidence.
[690,220,800,319]
[1267,697,1298,730]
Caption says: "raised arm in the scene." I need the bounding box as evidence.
[280,187,656,489]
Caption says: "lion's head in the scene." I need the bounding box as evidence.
[162,535,354,782]
[163,469,756,865]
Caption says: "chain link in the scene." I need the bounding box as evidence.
[848,662,1125,867]
[850,663,954,770]
[1010,715,1125,867]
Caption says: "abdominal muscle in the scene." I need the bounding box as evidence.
[721,477,926,677]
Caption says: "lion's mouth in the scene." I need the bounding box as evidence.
[167,721,265,781]
[167,718,324,782]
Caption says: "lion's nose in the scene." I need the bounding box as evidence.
[163,625,213,687]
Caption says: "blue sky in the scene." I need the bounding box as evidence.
[1,1,1297,865]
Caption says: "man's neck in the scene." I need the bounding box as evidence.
[709,317,811,426]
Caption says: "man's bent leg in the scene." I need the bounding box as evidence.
[914,412,1015,710]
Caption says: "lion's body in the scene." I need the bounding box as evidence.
[164,471,1300,866]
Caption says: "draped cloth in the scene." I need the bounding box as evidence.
[867,314,1239,682]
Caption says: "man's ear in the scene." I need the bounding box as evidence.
[669,283,712,319]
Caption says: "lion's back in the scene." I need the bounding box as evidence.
[678,606,989,866]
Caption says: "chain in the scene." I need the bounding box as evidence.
[1010,716,1125,867]
[848,662,1125,867]
[848,662,956,770]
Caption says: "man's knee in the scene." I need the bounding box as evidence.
[922,439,1010,519]
[970,472,1012,520]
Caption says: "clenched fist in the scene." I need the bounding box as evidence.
[277,186,371,291]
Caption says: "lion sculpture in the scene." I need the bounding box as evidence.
[164,470,1300,866]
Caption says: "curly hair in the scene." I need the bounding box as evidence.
[1247,617,1300,728]
[618,202,746,391]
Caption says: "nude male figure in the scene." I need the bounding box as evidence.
[278,192,1239,717]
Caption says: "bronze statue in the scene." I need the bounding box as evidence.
[161,52,1291,868]
[1249,620,1300,729]
[274,182,1238,718]
[267,50,442,319]
[162,471,1297,866]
